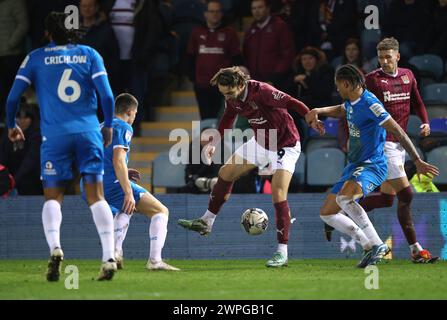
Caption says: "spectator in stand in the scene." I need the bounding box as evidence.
[101,0,167,134]
[187,0,243,120]
[243,0,295,92]
[341,38,374,74]
[308,0,359,59]
[383,0,434,57]
[0,100,43,195]
[423,0,447,61]
[0,0,28,123]
[78,0,120,93]
[291,46,334,108]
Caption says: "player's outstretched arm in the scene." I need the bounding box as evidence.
[5,79,30,142]
[382,117,439,180]
[113,147,135,214]
[305,104,346,126]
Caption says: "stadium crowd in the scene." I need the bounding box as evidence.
[1,0,447,195]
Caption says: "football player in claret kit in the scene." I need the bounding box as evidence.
[98,93,179,271]
[305,64,439,268]
[178,66,325,268]
[359,37,439,263]
[6,12,117,281]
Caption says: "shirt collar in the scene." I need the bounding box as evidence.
[380,68,399,78]
[240,84,249,102]
[256,15,271,29]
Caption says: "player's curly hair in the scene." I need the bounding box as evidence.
[210,66,250,87]
[335,64,366,89]
[44,12,79,45]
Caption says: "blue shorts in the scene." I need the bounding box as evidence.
[331,161,388,197]
[41,131,104,182]
[104,180,148,215]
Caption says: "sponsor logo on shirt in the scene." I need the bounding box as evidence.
[198,45,224,54]
[380,79,388,84]
[369,103,386,117]
[383,91,410,102]
[347,121,360,138]
[248,117,267,125]
[200,34,206,40]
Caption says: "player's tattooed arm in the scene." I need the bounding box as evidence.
[382,118,439,179]
[382,117,420,161]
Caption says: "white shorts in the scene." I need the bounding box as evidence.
[384,141,406,180]
[234,137,301,175]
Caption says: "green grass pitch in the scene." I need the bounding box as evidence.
[1,259,446,299]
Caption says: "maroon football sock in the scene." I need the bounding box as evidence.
[396,186,417,245]
[274,200,291,244]
[207,177,234,215]
[359,193,395,212]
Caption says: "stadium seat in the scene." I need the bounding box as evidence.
[407,115,423,138]
[309,118,339,137]
[429,118,447,133]
[426,105,447,119]
[422,83,447,105]
[306,148,345,186]
[294,153,306,185]
[426,146,447,184]
[151,152,186,192]
[305,137,339,153]
[409,54,444,81]
[361,29,382,59]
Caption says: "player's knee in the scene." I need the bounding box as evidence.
[218,165,236,181]
[335,194,353,210]
[381,193,395,207]
[272,188,287,202]
[396,187,413,204]
[159,204,169,217]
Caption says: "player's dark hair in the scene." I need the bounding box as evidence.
[115,93,138,114]
[210,66,250,87]
[44,12,79,45]
[377,37,399,51]
[335,64,366,89]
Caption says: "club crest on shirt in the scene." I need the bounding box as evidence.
[125,130,132,142]
[401,74,410,84]
[217,33,226,41]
